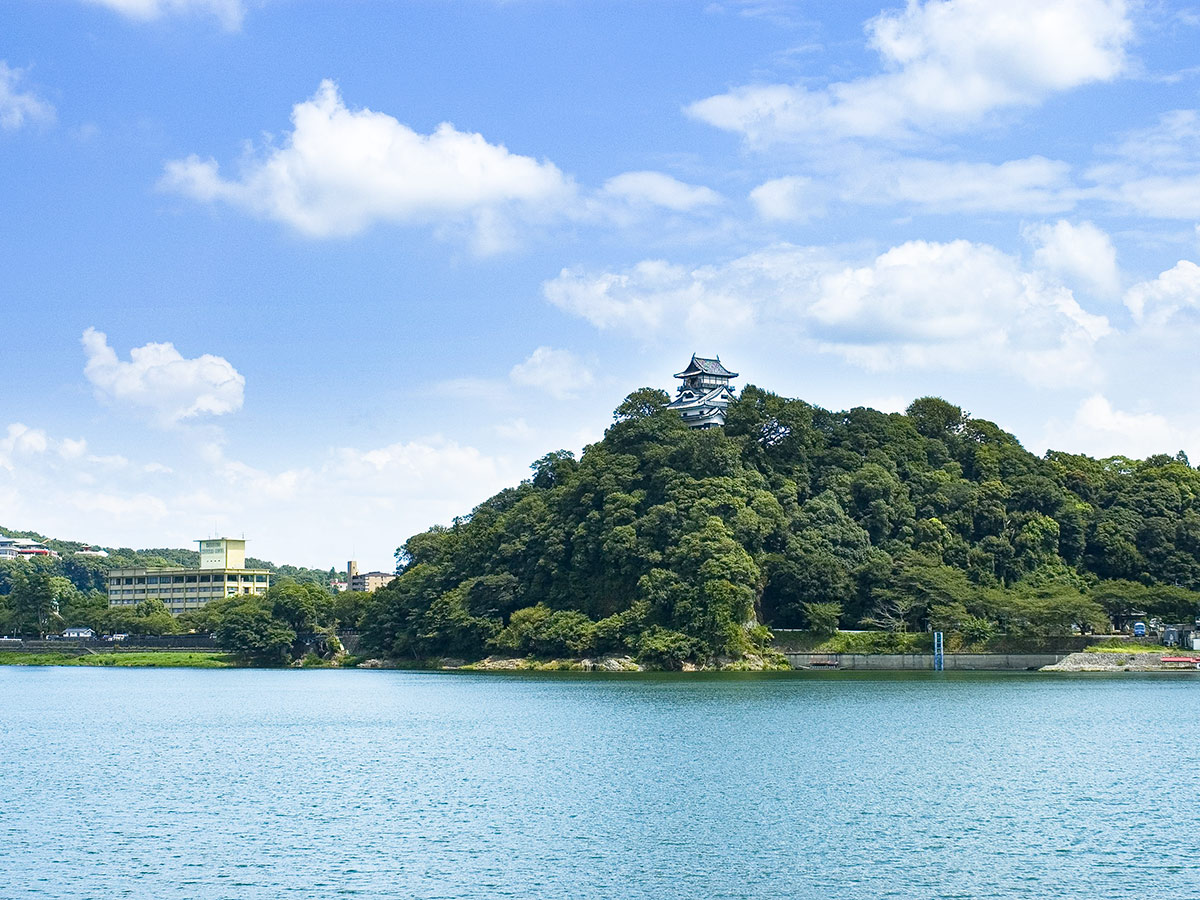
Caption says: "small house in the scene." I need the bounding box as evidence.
[62,627,94,639]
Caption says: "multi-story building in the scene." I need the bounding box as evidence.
[347,560,395,593]
[666,354,738,429]
[107,537,270,615]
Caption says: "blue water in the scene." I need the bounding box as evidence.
[1,668,1197,899]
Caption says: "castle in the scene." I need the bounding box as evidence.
[666,354,737,429]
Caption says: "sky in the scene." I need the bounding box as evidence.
[3,0,1200,570]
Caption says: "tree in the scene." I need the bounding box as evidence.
[906,397,966,439]
[613,388,670,422]
[8,570,58,636]
[530,450,578,489]
[214,601,296,665]
[803,601,841,636]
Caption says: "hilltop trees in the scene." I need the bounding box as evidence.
[358,388,1200,666]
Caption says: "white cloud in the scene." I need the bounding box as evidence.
[1089,110,1200,218]
[1025,220,1120,298]
[0,418,524,570]
[545,239,1111,384]
[852,156,1075,214]
[1123,260,1200,325]
[0,424,49,471]
[752,155,1076,218]
[1040,395,1194,459]
[809,240,1109,381]
[545,252,794,337]
[687,0,1132,143]
[749,176,823,221]
[0,62,54,131]
[161,80,575,250]
[81,0,245,29]
[81,327,245,425]
[600,171,722,211]
[509,347,594,399]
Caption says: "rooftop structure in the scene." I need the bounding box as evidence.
[666,354,738,429]
[198,537,246,569]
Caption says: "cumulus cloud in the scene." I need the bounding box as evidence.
[544,251,804,337]
[1123,260,1200,325]
[81,327,245,425]
[509,347,594,399]
[0,62,54,131]
[81,0,245,28]
[545,239,1110,384]
[161,80,575,250]
[1040,395,1196,459]
[687,0,1132,143]
[600,171,721,211]
[808,240,1109,381]
[1025,220,1120,298]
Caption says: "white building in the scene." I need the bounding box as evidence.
[666,355,738,429]
[0,536,60,560]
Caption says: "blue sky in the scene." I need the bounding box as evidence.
[4,0,1200,569]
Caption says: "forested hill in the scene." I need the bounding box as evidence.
[362,386,1200,666]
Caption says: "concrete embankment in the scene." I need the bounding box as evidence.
[785,652,1065,671]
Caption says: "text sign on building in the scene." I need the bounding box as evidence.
[200,540,225,569]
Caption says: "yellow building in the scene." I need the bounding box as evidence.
[107,538,270,615]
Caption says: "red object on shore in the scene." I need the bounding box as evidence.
[1160,656,1200,663]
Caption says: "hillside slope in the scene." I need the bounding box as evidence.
[361,387,1200,666]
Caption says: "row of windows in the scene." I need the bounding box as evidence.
[111,586,231,596]
[109,587,267,603]
[109,574,268,586]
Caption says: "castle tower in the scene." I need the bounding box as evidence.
[666,354,738,429]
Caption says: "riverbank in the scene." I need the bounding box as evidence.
[1042,651,1200,672]
[0,650,239,668]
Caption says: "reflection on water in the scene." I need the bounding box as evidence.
[1,668,1197,899]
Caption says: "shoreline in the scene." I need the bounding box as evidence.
[5,648,1197,674]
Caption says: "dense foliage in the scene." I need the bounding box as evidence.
[361,388,1200,666]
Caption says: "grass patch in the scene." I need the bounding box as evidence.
[772,630,932,654]
[1083,641,1168,654]
[0,650,239,668]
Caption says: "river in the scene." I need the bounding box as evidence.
[1,667,1196,899]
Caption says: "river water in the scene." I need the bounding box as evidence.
[1,667,1196,899]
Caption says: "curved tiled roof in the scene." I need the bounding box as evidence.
[674,354,738,379]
